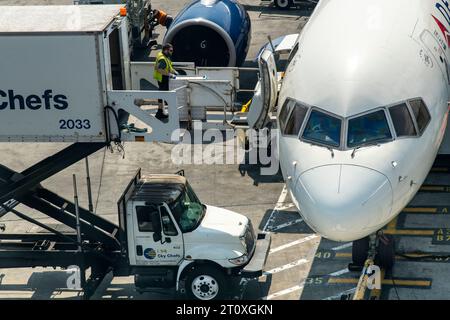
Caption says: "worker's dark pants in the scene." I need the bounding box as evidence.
[158,76,169,108]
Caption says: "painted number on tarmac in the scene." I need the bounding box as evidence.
[315,251,333,259]
[305,277,325,286]
[433,229,450,244]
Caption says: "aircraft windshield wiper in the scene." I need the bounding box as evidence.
[307,141,336,158]
[351,141,382,159]
[326,147,335,158]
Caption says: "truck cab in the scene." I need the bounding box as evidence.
[117,170,271,300]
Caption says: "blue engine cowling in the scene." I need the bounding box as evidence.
[164,0,251,67]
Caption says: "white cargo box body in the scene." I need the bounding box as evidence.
[0,5,129,142]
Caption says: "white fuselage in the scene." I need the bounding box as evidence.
[278,0,450,241]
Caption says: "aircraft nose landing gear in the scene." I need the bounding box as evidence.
[349,231,395,300]
[350,231,395,271]
[376,233,395,270]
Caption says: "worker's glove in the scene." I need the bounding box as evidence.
[169,73,177,79]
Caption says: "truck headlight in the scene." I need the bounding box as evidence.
[229,254,249,266]
[240,223,255,255]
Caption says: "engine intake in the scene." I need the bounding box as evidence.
[164,0,251,67]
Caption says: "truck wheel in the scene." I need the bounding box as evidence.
[186,266,227,300]
[274,0,293,9]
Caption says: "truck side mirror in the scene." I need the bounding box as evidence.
[151,210,162,243]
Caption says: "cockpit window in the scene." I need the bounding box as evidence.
[389,103,417,137]
[409,99,431,135]
[302,110,342,147]
[283,102,308,136]
[280,98,425,150]
[279,99,294,134]
[347,110,392,148]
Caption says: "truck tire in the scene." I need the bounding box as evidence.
[274,0,293,9]
[185,265,227,300]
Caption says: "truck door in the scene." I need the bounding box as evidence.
[247,49,279,129]
[131,201,184,266]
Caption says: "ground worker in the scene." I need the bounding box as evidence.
[153,43,178,120]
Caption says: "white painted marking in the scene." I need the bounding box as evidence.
[268,218,303,232]
[275,185,289,209]
[329,268,349,277]
[269,235,318,254]
[264,284,304,300]
[276,203,295,211]
[332,242,352,251]
[262,184,288,232]
[322,287,357,300]
[263,258,308,276]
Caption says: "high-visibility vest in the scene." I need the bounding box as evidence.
[153,51,175,82]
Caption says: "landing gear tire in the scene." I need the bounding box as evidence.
[352,237,370,266]
[186,266,227,300]
[376,234,395,270]
[274,0,293,9]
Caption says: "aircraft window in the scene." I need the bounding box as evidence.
[347,110,392,148]
[389,103,417,137]
[279,99,295,133]
[283,103,308,136]
[409,99,431,134]
[302,110,342,147]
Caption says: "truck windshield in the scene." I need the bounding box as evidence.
[169,183,205,233]
[347,110,392,148]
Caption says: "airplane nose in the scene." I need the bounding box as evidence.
[293,165,393,242]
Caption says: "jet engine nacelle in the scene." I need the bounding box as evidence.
[164,0,251,67]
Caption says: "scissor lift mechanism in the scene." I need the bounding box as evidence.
[0,142,134,298]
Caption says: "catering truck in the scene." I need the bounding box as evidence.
[0,166,270,300]
[0,5,270,300]
[119,170,270,300]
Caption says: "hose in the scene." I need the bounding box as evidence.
[104,105,122,141]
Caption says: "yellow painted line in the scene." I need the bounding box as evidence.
[431,167,449,173]
[386,217,398,230]
[403,207,438,213]
[334,252,444,261]
[329,277,430,287]
[335,252,352,258]
[328,278,359,285]
[384,229,435,236]
[382,279,431,287]
[420,186,446,192]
